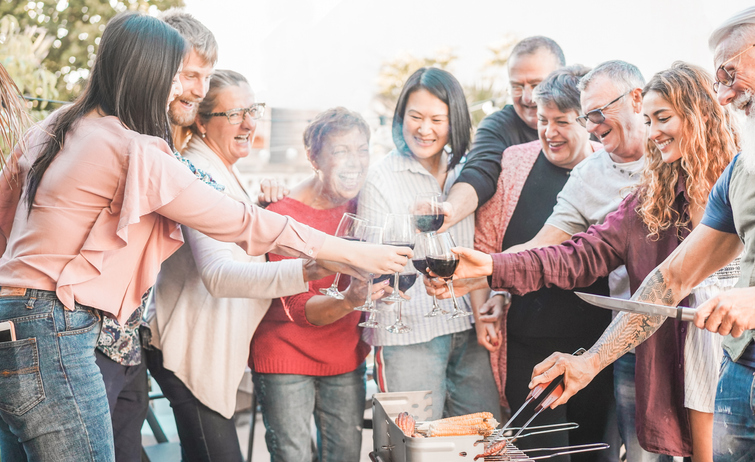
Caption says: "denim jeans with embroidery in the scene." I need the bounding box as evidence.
[713,354,755,462]
[0,289,113,462]
[253,363,366,462]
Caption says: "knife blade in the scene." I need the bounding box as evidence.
[575,292,696,322]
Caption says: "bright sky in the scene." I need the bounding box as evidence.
[183,0,753,114]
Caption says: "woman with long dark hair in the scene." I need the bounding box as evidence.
[358,67,501,421]
[0,12,408,461]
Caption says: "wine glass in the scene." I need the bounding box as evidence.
[320,213,367,299]
[414,232,447,317]
[354,226,384,314]
[385,259,417,334]
[412,192,444,234]
[427,232,471,319]
[382,213,414,303]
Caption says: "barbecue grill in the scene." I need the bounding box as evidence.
[371,391,608,462]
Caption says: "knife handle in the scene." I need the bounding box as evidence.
[678,307,696,322]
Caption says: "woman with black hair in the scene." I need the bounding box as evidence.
[358,67,501,421]
[0,12,408,462]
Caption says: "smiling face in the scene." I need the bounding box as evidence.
[714,38,755,115]
[196,83,256,168]
[643,90,684,164]
[580,76,645,161]
[168,70,183,111]
[537,102,591,169]
[311,127,370,205]
[401,88,450,161]
[508,49,562,129]
[168,49,214,127]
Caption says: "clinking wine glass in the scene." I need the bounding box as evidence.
[382,213,414,303]
[355,226,384,315]
[320,213,367,299]
[427,232,471,319]
[385,259,417,334]
[414,232,447,317]
[412,192,444,233]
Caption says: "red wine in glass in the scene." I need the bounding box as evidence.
[412,259,430,278]
[426,257,459,280]
[413,214,444,233]
[398,273,417,292]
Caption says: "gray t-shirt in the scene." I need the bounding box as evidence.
[546,148,645,300]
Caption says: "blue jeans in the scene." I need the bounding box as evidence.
[0,289,113,461]
[374,329,502,421]
[614,353,674,462]
[713,354,755,462]
[253,363,366,462]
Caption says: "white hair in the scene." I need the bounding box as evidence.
[709,6,755,52]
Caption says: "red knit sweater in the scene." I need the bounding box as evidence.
[249,197,370,376]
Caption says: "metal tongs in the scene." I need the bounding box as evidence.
[484,442,610,460]
[489,348,586,444]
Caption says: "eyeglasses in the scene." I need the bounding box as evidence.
[576,90,631,127]
[201,103,266,124]
[713,44,755,93]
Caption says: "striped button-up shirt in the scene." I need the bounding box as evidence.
[358,150,474,346]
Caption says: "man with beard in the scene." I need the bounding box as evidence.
[526,7,755,461]
[162,9,217,151]
[439,36,564,230]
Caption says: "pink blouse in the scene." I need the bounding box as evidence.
[0,115,325,323]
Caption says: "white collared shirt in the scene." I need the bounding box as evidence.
[358,150,474,346]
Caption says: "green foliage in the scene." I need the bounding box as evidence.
[0,14,57,117]
[373,35,518,128]
[0,0,184,102]
[374,47,458,117]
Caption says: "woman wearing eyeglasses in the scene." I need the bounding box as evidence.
[144,73,378,462]
[444,62,738,462]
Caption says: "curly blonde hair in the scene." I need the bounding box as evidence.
[637,62,739,239]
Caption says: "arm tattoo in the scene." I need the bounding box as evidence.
[588,268,677,368]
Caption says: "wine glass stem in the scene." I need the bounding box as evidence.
[446,280,462,312]
[395,301,403,324]
[331,272,342,290]
[364,276,374,307]
[393,272,400,297]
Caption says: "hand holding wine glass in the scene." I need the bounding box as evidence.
[382,213,415,303]
[415,232,447,316]
[355,226,385,314]
[412,192,444,233]
[427,232,472,319]
[320,213,367,299]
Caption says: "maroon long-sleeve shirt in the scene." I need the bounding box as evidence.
[491,177,691,457]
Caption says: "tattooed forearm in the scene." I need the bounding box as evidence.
[633,270,676,304]
[588,268,680,369]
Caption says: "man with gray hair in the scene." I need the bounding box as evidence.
[526,7,755,461]
[440,36,565,230]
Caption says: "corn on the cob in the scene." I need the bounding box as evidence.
[425,422,494,437]
[395,412,416,437]
[433,412,495,426]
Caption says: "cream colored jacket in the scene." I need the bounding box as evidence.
[148,137,308,418]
